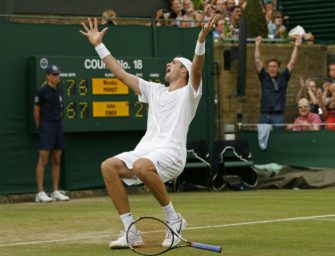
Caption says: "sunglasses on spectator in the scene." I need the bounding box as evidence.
[275,16,282,18]
[50,73,60,76]
[328,107,335,111]
[298,105,309,109]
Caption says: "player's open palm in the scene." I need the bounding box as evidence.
[198,15,220,42]
[80,18,108,47]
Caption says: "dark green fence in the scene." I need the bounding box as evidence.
[238,130,335,168]
[277,0,335,43]
[0,21,215,195]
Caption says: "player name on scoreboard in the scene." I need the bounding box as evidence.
[92,78,129,95]
[93,101,129,117]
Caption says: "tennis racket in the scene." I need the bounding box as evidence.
[126,216,222,255]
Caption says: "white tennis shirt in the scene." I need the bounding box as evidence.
[135,77,202,165]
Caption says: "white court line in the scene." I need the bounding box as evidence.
[0,214,334,247]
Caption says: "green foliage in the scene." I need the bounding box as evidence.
[242,0,268,38]
[191,0,203,10]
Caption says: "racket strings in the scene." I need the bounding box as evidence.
[128,218,172,255]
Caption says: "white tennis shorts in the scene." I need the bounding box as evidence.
[115,148,185,186]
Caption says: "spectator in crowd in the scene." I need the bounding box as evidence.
[101,9,118,26]
[180,0,197,28]
[230,6,242,38]
[321,82,335,107]
[264,1,275,24]
[215,0,229,18]
[321,99,335,130]
[33,64,70,203]
[213,16,225,41]
[167,0,184,26]
[328,62,335,83]
[296,77,321,114]
[146,8,167,27]
[287,98,322,131]
[226,0,236,16]
[196,2,216,26]
[254,35,302,127]
[270,11,287,39]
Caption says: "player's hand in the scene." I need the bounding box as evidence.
[198,15,220,43]
[80,18,108,47]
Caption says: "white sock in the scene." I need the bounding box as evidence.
[120,212,134,231]
[162,202,179,222]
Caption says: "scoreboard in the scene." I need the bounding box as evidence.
[28,56,171,132]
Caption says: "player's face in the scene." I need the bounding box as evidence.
[165,59,183,82]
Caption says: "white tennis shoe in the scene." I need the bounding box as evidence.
[50,191,70,201]
[109,230,143,249]
[162,213,187,248]
[35,191,53,203]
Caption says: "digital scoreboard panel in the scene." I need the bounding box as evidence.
[29,56,171,132]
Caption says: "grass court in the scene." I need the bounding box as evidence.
[0,189,334,256]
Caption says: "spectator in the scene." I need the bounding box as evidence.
[33,64,69,203]
[230,6,242,38]
[146,8,167,27]
[296,77,321,114]
[321,99,335,130]
[264,1,275,24]
[271,11,287,39]
[213,16,225,41]
[287,98,322,131]
[167,0,184,27]
[226,0,236,16]
[328,62,335,83]
[321,82,335,107]
[254,35,302,127]
[101,9,118,26]
[180,0,197,28]
[215,0,229,18]
[196,3,216,26]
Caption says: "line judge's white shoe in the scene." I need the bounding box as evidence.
[35,192,53,203]
[162,213,187,248]
[109,230,143,249]
[50,191,70,201]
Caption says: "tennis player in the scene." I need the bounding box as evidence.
[80,15,219,249]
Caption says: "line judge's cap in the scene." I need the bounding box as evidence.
[45,64,60,74]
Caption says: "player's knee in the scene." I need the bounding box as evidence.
[132,162,147,179]
[101,158,121,178]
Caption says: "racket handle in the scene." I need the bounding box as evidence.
[191,242,222,253]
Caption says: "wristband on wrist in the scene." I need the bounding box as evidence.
[195,41,206,55]
[95,43,111,59]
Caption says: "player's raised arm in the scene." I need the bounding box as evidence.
[80,18,140,94]
[191,15,220,92]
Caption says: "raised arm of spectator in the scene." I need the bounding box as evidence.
[191,15,219,92]
[254,36,263,73]
[296,76,305,103]
[306,80,319,105]
[322,82,331,106]
[287,36,302,72]
[80,18,140,94]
